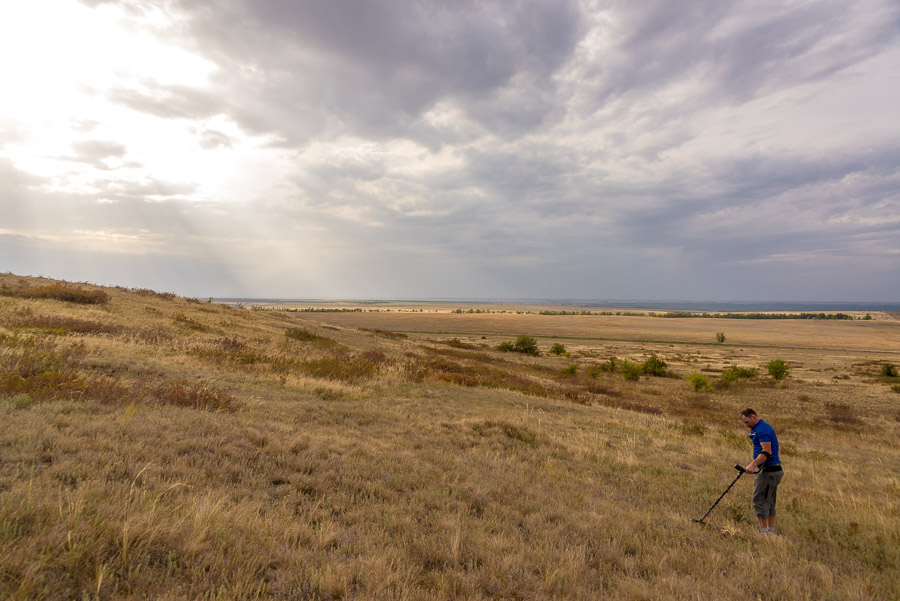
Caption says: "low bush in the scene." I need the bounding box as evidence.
[767,359,790,380]
[601,357,618,373]
[688,372,709,391]
[721,365,759,383]
[621,361,642,381]
[513,335,540,356]
[715,332,726,343]
[559,365,577,376]
[881,364,898,378]
[497,341,515,352]
[549,343,567,356]
[642,354,668,377]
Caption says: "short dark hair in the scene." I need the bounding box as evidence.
[740,408,757,418]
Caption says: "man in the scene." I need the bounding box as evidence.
[740,408,783,535]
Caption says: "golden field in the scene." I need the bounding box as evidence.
[1,274,898,600]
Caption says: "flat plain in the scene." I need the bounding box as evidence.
[2,275,899,600]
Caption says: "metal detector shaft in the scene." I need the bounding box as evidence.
[693,464,746,524]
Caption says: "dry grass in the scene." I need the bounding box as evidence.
[1,274,899,600]
[1,281,110,305]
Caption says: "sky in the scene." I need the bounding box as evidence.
[1,0,899,301]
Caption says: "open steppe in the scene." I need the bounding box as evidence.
[1,274,898,600]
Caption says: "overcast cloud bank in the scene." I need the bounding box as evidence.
[1,0,899,300]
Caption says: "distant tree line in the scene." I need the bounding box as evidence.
[657,312,856,320]
[533,310,857,319]
[284,307,366,313]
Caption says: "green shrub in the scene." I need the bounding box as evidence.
[621,361,642,381]
[559,365,577,376]
[513,335,540,356]
[881,364,898,378]
[642,354,667,377]
[767,359,790,380]
[549,343,567,356]
[721,365,759,383]
[497,341,515,352]
[688,372,709,391]
[715,332,726,343]
[601,357,618,373]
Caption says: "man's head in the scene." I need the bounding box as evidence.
[740,408,759,429]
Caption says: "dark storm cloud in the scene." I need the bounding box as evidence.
[586,0,900,106]
[129,0,587,143]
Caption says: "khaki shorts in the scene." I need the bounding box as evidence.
[753,469,784,518]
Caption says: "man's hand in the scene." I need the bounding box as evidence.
[744,463,758,473]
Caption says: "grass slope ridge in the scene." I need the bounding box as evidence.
[1,274,898,600]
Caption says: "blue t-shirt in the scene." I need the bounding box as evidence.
[749,419,780,466]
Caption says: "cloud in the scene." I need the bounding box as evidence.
[67,140,128,169]
[137,0,587,143]
[3,0,899,300]
[108,84,223,120]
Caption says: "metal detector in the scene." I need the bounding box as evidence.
[692,464,746,524]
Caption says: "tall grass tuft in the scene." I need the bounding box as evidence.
[298,355,378,382]
[9,314,124,336]
[147,380,238,411]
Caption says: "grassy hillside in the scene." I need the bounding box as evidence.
[1,274,898,600]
